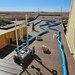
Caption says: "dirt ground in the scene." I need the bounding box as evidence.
[0,16,75,75]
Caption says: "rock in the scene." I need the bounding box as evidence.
[41,45,49,52]
[36,36,43,41]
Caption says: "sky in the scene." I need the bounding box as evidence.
[0,0,71,12]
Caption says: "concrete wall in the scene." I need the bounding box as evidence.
[0,27,27,49]
[66,0,75,60]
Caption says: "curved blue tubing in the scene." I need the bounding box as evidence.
[40,21,67,75]
[16,18,67,75]
[57,32,67,75]
[16,30,48,51]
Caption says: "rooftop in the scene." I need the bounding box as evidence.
[0,16,75,75]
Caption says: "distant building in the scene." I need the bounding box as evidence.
[66,0,75,60]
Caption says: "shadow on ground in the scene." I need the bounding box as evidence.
[18,54,57,75]
[0,45,16,59]
[44,50,51,55]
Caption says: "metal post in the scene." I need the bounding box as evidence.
[15,18,18,49]
[19,24,22,40]
[21,24,23,42]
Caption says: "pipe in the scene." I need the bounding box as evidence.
[15,16,67,75]
[16,30,48,51]
[40,20,67,75]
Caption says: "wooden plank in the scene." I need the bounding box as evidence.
[0,35,8,49]
[0,70,14,75]
[0,59,22,71]
[0,26,27,49]
[0,59,23,75]
[0,66,21,75]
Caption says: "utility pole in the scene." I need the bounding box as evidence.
[61,7,62,13]
[38,8,39,15]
